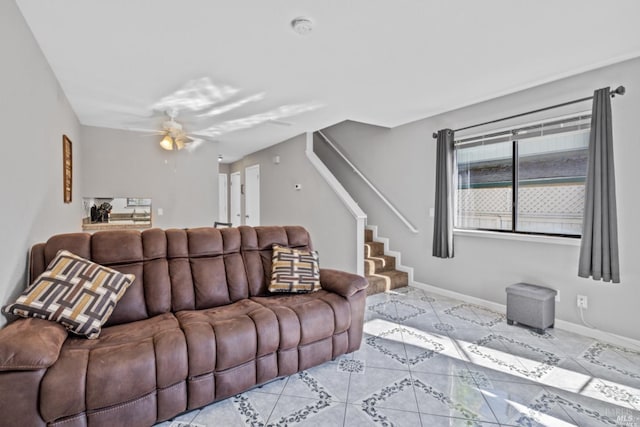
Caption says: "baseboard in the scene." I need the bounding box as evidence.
[410,281,640,350]
[410,280,507,313]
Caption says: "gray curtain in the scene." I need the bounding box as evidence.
[578,87,620,283]
[433,129,455,258]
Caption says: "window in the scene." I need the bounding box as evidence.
[455,115,590,237]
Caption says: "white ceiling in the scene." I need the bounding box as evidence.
[16,0,640,162]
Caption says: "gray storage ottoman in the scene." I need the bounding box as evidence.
[506,283,557,334]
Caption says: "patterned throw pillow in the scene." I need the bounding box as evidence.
[3,250,134,339]
[269,244,321,293]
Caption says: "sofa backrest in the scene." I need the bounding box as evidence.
[239,226,314,296]
[28,225,313,326]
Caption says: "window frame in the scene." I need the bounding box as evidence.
[454,113,590,239]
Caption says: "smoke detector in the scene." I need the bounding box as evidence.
[291,17,313,35]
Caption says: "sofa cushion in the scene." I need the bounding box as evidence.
[39,313,188,425]
[252,290,350,346]
[176,299,279,376]
[168,228,250,311]
[269,244,320,293]
[3,250,134,339]
[176,299,280,404]
[251,291,352,373]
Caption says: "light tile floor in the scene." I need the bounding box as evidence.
[157,287,640,427]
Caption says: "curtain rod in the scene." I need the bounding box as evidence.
[431,85,626,139]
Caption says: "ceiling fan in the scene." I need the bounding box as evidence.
[156,111,203,152]
[133,77,322,152]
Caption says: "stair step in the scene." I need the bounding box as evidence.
[364,241,385,257]
[364,255,397,275]
[365,228,373,243]
[365,270,409,296]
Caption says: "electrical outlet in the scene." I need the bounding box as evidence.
[577,295,588,309]
[555,290,560,302]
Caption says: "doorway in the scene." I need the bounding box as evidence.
[244,164,260,226]
[218,173,228,223]
[230,171,241,226]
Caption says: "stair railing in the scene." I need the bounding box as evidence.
[305,133,366,276]
[316,131,419,234]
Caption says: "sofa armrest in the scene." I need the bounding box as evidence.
[320,269,368,297]
[0,318,68,371]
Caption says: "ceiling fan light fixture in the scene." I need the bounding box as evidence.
[175,138,185,150]
[160,134,174,150]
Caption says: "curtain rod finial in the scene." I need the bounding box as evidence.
[432,132,438,139]
[612,85,626,97]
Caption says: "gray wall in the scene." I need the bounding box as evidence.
[81,126,219,229]
[319,57,640,340]
[230,134,357,273]
[0,0,83,326]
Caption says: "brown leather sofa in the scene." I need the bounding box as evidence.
[0,226,368,426]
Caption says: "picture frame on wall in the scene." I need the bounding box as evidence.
[63,135,72,203]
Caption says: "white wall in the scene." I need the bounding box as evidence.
[319,57,640,341]
[0,0,83,326]
[230,134,357,273]
[81,126,218,229]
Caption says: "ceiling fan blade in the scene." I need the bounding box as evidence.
[184,138,205,153]
[192,102,323,138]
[198,92,265,118]
[268,119,293,127]
[150,77,239,113]
[126,127,167,136]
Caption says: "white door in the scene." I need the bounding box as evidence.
[244,164,260,226]
[218,173,228,223]
[230,172,241,226]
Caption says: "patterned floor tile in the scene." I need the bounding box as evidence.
[347,367,417,412]
[445,326,498,349]
[169,423,206,427]
[231,391,281,426]
[290,403,348,427]
[580,342,640,386]
[537,328,598,358]
[166,409,201,425]
[462,334,561,383]
[418,413,502,426]
[446,303,506,328]
[281,368,349,403]
[474,378,549,426]
[433,322,456,333]
[526,388,640,427]
[408,352,474,376]
[253,377,289,395]
[368,299,427,322]
[356,376,422,417]
[410,371,499,424]
[351,334,410,370]
[337,358,365,375]
[584,379,640,412]
[345,402,422,426]
[441,303,487,326]
[264,395,341,426]
[192,397,245,427]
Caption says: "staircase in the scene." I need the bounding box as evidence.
[364,228,409,295]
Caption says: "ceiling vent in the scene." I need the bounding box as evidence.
[291,17,313,35]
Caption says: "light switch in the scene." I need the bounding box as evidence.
[157,208,164,216]
[429,208,435,217]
